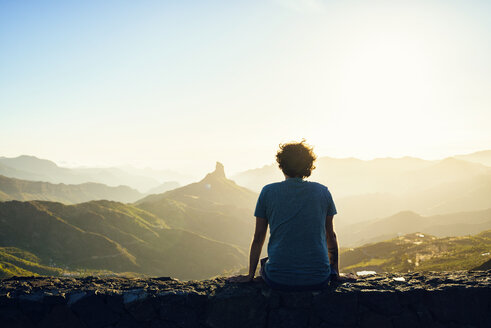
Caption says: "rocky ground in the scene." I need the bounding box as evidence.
[0,270,490,328]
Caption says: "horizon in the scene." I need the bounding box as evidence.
[1,147,489,180]
[1,0,490,178]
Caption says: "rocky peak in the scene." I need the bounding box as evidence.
[213,162,226,178]
[202,162,226,181]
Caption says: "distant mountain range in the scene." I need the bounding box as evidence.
[339,230,491,273]
[455,150,491,166]
[0,155,185,193]
[334,170,491,228]
[1,150,490,279]
[232,150,491,196]
[233,151,491,227]
[145,181,181,195]
[338,208,491,247]
[0,174,144,204]
[0,163,255,280]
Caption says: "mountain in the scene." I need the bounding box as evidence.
[334,172,491,227]
[0,155,62,176]
[0,161,47,182]
[70,167,161,192]
[231,164,284,194]
[0,200,246,280]
[0,156,161,192]
[0,174,144,203]
[234,155,491,227]
[145,181,180,195]
[232,156,436,196]
[138,162,257,209]
[455,150,491,167]
[398,157,490,192]
[400,173,491,215]
[339,230,491,273]
[117,165,196,187]
[136,162,258,249]
[232,156,490,197]
[338,208,491,247]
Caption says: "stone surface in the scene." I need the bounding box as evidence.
[0,271,489,328]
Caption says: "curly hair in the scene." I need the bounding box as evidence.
[276,140,317,178]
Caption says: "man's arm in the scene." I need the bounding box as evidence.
[325,215,339,278]
[228,217,268,282]
[248,217,268,278]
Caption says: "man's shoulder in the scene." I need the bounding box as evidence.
[261,182,283,192]
[306,180,328,190]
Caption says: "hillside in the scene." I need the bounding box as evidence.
[136,162,258,249]
[338,208,491,247]
[138,162,257,209]
[0,247,63,279]
[0,174,143,203]
[340,230,491,273]
[455,149,491,166]
[0,200,246,280]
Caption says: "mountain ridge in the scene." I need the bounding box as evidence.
[0,174,144,204]
[338,208,491,247]
[0,156,162,192]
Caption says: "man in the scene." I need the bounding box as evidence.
[229,140,346,290]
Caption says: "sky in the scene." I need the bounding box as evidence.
[1,0,490,177]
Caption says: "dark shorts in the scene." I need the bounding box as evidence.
[259,257,332,292]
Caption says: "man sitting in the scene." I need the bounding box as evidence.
[229,140,345,290]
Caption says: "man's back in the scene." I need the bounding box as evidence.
[254,177,337,286]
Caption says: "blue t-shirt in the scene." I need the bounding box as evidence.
[254,177,337,286]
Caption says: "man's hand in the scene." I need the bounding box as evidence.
[228,217,267,284]
[227,274,254,283]
[331,273,358,283]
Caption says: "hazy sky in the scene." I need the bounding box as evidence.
[1,0,490,177]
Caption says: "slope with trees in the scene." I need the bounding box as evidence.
[340,230,491,273]
[0,199,246,280]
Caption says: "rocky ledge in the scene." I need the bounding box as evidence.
[0,271,490,328]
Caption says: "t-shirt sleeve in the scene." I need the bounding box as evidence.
[254,187,268,220]
[325,187,337,216]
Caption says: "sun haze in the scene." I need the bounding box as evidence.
[1,0,490,176]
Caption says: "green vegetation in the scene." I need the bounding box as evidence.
[0,247,63,279]
[0,198,247,280]
[2,157,489,280]
[0,165,255,280]
[340,230,491,273]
